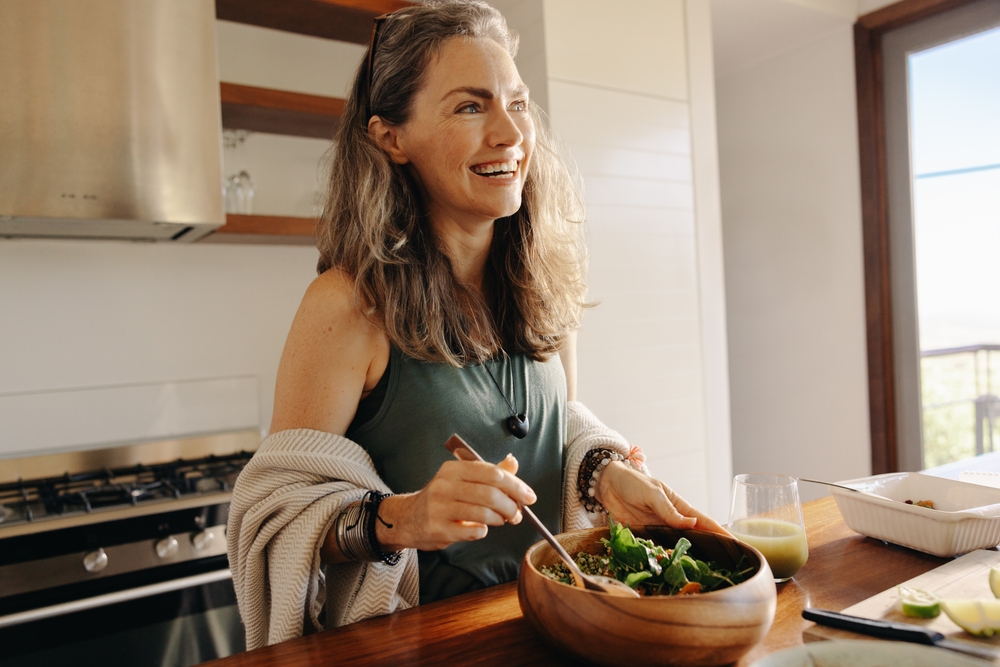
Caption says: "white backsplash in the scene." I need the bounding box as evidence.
[0,376,260,459]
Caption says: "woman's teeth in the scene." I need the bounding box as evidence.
[471,161,518,177]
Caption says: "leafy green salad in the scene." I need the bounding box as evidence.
[540,520,753,596]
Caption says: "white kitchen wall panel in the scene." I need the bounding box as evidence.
[0,240,318,453]
[583,176,696,210]
[0,377,259,458]
[570,146,694,183]
[604,395,706,442]
[583,335,703,373]
[547,82,692,153]
[588,261,700,296]
[587,205,696,235]
[590,228,697,264]
[543,0,689,101]
[686,0,734,518]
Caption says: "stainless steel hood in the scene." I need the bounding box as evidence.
[0,0,225,242]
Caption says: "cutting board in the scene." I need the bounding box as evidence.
[804,549,1000,663]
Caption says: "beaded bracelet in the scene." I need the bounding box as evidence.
[334,490,402,565]
[577,448,625,514]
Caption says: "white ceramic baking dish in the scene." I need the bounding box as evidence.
[829,472,1000,557]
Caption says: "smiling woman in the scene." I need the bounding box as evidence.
[226,0,727,651]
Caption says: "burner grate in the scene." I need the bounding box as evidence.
[0,452,253,525]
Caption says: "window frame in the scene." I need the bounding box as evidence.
[856,0,1000,473]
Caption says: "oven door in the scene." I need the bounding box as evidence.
[0,561,245,667]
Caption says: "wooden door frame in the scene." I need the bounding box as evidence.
[855,0,985,474]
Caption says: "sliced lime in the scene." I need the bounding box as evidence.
[897,586,941,618]
[990,566,1000,598]
[941,599,1000,637]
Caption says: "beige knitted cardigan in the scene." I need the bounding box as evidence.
[227,400,635,649]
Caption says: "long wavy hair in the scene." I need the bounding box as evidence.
[315,0,587,366]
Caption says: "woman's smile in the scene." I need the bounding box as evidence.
[469,158,521,179]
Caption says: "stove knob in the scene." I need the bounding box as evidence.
[84,548,108,573]
[155,536,180,559]
[192,529,215,551]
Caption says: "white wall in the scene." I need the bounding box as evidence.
[495,0,732,520]
[0,240,317,456]
[716,22,872,499]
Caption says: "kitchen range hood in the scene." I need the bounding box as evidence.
[0,0,225,242]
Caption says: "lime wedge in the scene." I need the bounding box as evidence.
[897,586,941,618]
[990,566,1000,598]
[941,599,1000,637]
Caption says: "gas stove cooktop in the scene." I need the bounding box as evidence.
[0,453,252,527]
[0,430,260,537]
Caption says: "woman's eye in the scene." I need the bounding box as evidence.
[510,100,527,112]
[458,103,480,114]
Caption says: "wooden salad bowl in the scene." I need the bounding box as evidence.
[518,526,777,667]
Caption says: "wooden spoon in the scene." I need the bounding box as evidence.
[444,434,640,598]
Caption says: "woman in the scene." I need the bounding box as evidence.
[227,0,725,649]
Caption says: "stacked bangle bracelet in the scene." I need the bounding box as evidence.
[334,490,402,565]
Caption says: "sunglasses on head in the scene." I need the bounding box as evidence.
[365,12,393,121]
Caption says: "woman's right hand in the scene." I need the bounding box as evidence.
[375,454,536,552]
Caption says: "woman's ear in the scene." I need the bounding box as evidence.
[368,116,409,165]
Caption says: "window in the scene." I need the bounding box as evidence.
[858,0,1000,472]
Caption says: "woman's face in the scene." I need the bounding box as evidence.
[379,37,535,229]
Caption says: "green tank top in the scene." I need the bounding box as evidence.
[347,345,566,605]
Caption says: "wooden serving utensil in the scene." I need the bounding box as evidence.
[444,434,640,598]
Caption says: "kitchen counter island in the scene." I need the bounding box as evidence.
[206,497,947,667]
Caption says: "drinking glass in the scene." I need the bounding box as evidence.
[728,473,808,582]
[223,130,255,214]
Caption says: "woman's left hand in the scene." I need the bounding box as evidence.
[596,461,730,536]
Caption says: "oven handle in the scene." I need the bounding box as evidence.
[0,568,233,629]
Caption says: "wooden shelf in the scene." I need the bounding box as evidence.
[216,0,415,44]
[209,0,416,242]
[213,83,335,241]
[203,214,318,245]
[220,82,345,139]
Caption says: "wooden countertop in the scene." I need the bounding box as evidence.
[207,496,948,667]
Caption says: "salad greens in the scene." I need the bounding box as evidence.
[540,519,753,596]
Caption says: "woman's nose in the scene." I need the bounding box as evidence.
[487,108,524,147]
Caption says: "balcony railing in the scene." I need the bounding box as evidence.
[921,344,1000,463]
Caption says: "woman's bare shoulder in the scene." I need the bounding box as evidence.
[300,268,356,311]
[293,269,378,334]
[270,269,386,434]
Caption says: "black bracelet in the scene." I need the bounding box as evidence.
[577,448,624,514]
[362,490,402,566]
